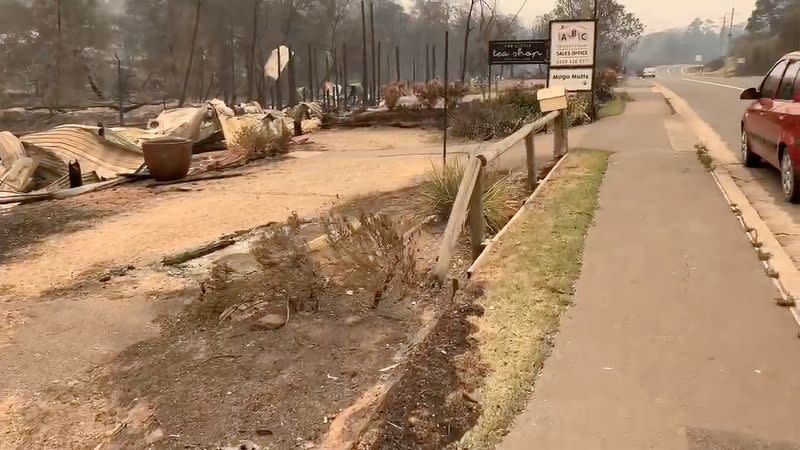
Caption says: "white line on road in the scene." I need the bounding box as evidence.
[678,77,745,91]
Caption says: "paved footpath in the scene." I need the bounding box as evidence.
[498,85,800,449]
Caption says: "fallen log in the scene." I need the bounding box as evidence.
[322,109,444,129]
[162,238,236,266]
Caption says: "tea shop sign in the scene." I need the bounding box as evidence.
[488,40,549,65]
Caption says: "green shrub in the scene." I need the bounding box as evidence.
[450,101,534,141]
[413,80,443,109]
[567,93,592,126]
[419,160,517,234]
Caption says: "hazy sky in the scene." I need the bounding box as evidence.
[498,0,757,33]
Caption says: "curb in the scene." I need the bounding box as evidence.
[655,82,800,329]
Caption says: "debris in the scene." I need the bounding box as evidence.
[378,363,401,372]
[0,131,26,169]
[251,314,286,331]
[255,429,273,436]
[776,296,796,307]
[222,439,260,450]
[0,156,38,192]
[147,171,245,187]
[161,237,236,266]
[21,124,143,179]
[0,173,145,205]
[264,45,292,80]
[387,421,405,431]
[326,373,339,381]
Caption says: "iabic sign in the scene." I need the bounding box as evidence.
[549,20,596,67]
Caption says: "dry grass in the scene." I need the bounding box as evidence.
[233,122,290,157]
[418,160,519,234]
[461,149,610,449]
[695,143,715,171]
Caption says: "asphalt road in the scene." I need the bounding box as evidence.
[653,65,764,151]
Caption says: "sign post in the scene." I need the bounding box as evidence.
[488,40,549,65]
[547,19,598,115]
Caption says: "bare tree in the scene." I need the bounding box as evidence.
[247,0,262,101]
[460,0,476,82]
[179,0,203,107]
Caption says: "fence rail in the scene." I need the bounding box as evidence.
[432,107,569,283]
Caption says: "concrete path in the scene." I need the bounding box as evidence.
[498,86,800,449]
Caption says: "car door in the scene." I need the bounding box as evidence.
[774,60,800,146]
[748,59,788,164]
[770,60,800,159]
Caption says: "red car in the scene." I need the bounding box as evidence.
[741,51,800,202]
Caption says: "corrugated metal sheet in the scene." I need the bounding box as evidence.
[20,124,143,179]
[0,131,26,169]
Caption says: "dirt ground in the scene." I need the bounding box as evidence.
[0,121,535,449]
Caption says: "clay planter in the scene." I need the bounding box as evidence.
[142,137,192,181]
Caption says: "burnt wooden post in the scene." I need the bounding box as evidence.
[554,111,568,157]
[360,1,369,106]
[377,41,381,103]
[425,44,430,82]
[525,131,536,189]
[313,47,320,102]
[324,51,331,109]
[287,46,297,107]
[395,45,400,82]
[276,47,283,109]
[432,44,437,79]
[307,44,313,101]
[468,157,486,260]
[369,1,376,105]
[412,57,416,82]
[68,160,82,188]
[114,53,124,126]
[342,44,350,108]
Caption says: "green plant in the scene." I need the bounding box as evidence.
[596,68,619,101]
[418,160,517,234]
[497,83,542,113]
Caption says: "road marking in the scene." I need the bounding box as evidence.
[679,77,745,91]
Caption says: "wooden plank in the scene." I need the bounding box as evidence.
[433,157,482,283]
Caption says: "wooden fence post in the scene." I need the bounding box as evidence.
[525,130,536,189]
[469,157,486,260]
[554,110,568,157]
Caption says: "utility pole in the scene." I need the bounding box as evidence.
[720,15,727,56]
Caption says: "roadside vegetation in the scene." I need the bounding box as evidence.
[450,84,542,141]
[461,149,610,449]
[418,160,521,233]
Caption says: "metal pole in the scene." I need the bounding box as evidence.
[443,31,449,161]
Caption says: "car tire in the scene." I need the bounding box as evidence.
[781,150,800,203]
[740,129,760,167]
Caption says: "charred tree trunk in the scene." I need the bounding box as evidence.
[54,0,62,111]
[287,46,297,107]
[115,54,124,126]
[461,0,475,82]
[395,46,400,82]
[276,47,283,108]
[369,2,376,105]
[342,43,348,107]
[307,44,313,101]
[360,1,368,106]
[425,44,430,82]
[247,0,261,101]
[179,0,203,107]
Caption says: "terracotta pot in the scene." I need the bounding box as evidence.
[142,137,192,181]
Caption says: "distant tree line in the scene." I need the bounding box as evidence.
[0,0,643,108]
[732,0,800,74]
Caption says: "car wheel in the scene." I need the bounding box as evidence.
[740,129,760,167]
[781,151,800,203]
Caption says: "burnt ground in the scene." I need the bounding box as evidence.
[1,167,532,449]
[0,184,152,265]
[355,286,485,450]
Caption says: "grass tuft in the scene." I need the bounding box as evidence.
[695,143,715,171]
[461,149,610,449]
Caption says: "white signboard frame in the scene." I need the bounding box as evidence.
[548,68,594,92]
[549,20,596,67]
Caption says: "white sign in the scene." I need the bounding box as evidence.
[695,54,703,62]
[737,57,746,64]
[549,20,596,67]
[548,68,593,91]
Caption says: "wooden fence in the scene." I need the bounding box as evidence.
[432,108,569,283]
